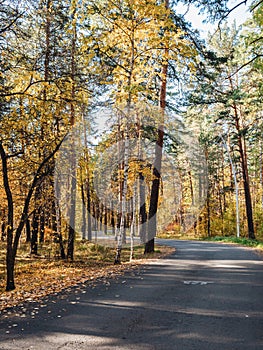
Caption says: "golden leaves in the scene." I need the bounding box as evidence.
[90,0,195,106]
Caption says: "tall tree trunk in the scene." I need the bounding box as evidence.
[241,135,255,238]
[39,209,45,243]
[67,7,77,260]
[31,208,39,255]
[114,37,133,262]
[99,202,103,231]
[206,188,211,237]
[145,0,169,254]
[26,218,31,242]
[0,142,15,291]
[104,203,108,235]
[139,172,147,243]
[111,200,115,238]
[67,170,76,259]
[220,134,240,238]
[1,219,6,241]
[114,118,129,264]
[188,169,197,235]
[87,179,92,241]
[228,76,255,239]
[234,108,255,238]
[260,140,263,209]
[130,181,137,261]
[52,199,65,259]
[81,182,87,240]
[136,115,147,243]
[81,114,92,241]
[39,0,51,246]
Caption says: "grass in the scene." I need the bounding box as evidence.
[202,235,263,249]
[0,239,174,311]
[158,230,263,250]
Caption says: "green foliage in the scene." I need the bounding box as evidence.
[205,235,263,250]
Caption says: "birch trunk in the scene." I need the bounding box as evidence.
[130,181,137,261]
[114,123,129,264]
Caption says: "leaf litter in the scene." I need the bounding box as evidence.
[0,243,174,314]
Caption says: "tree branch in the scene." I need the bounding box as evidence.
[12,134,67,255]
[226,53,263,79]
[0,12,24,34]
[217,1,247,29]
[250,0,263,11]
[250,36,263,45]
[0,78,55,98]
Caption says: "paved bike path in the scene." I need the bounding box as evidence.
[0,239,263,349]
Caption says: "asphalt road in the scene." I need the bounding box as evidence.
[0,239,263,350]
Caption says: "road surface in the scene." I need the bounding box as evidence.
[0,239,263,349]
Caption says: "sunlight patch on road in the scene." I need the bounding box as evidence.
[183,281,214,285]
[148,304,263,319]
[148,258,263,270]
[176,331,241,344]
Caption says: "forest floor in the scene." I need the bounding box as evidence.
[0,240,174,312]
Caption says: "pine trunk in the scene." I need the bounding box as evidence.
[67,8,77,260]
[234,109,255,239]
[228,76,255,239]
[145,0,169,253]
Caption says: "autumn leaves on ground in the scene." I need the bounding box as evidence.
[0,240,173,311]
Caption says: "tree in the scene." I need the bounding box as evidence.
[0,138,64,291]
[90,0,198,259]
[209,24,256,239]
[184,16,263,238]
[0,0,91,289]
[145,0,169,254]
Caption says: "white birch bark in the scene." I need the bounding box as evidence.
[115,118,129,264]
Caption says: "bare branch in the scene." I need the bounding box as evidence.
[226,53,263,79]
[0,79,54,98]
[6,151,24,159]
[0,12,24,34]
[250,0,263,11]
[217,1,247,29]
[250,36,263,45]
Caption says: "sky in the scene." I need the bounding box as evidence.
[177,0,253,38]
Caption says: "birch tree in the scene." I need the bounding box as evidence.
[89,0,197,260]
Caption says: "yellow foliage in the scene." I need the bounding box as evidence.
[89,0,196,106]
